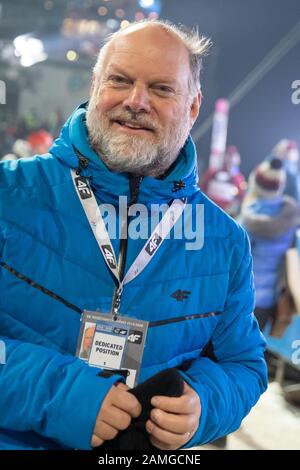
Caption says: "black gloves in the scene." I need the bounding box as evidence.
[99,368,184,451]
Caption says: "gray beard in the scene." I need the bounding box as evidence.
[86,103,190,178]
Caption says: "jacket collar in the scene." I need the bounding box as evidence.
[50,102,199,205]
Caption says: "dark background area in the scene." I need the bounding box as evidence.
[161,0,300,175]
[0,0,299,175]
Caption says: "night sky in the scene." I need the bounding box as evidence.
[1,0,299,175]
[161,0,300,175]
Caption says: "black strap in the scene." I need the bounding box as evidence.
[0,262,82,315]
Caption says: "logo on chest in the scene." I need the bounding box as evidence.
[171,290,191,301]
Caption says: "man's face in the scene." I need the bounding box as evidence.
[86,25,200,177]
[83,326,95,351]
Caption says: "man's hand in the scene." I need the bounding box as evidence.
[146,381,201,450]
[91,382,141,447]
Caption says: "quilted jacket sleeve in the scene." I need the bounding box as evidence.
[0,230,124,450]
[180,228,268,447]
[0,336,124,449]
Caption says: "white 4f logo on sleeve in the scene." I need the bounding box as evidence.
[75,177,92,199]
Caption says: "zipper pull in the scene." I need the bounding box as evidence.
[129,175,143,206]
[77,156,89,175]
[74,148,90,175]
[79,156,89,169]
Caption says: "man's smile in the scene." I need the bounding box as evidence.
[112,119,155,134]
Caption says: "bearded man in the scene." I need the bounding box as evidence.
[0,20,267,450]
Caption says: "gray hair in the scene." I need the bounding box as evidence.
[93,19,211,95]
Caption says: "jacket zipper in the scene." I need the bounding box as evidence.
[0,262,82,314]
[111,174,143,319]
[149,311,221,328]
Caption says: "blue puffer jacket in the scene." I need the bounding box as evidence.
[0,104,267,450]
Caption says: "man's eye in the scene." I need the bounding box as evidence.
[154,85,174,94]
[109,75,128,84]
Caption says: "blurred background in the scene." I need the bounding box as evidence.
[0,0,300,450]
[0,0,299,173]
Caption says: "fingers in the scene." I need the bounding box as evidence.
[92,398,134,447]
[150,395,194,414]
[98,404,132,431]
[92,382,142,448]
[146,381,201,450]
[115,382,129,392]
[110,387,142,418]
[151,383,200,416]
[93,420,119,441]
[91,434,104,447]
[146,420,190,450]
[92,380,199,451]
[150,408,196,435]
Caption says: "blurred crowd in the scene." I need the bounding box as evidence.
[201,139,300,341]
[0,108,64,161]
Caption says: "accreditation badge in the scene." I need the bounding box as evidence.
[76,310,148,387]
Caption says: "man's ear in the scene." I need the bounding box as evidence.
[190,92,201,125]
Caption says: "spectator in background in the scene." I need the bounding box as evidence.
[200,145,246,217]
[1,139,31,162]
[27,130,54,155]
[272,139,300,204]
[240,157,300,331]
[1,129,53,162]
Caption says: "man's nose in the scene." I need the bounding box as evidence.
[123,84,151,113]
